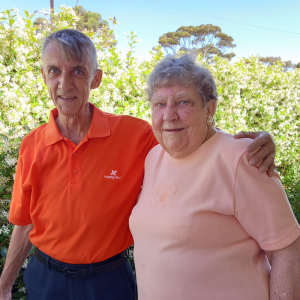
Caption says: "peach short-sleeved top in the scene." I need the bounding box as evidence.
[129,131,300,300]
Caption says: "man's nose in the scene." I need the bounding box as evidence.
[58,72,73,91]
[163,104,178,122]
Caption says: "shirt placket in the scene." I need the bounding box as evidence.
[66,138,87,186]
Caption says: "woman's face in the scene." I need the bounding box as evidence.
[151,84,216,159]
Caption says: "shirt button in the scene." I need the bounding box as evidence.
[73,152,78,157]
[73,169,78,174]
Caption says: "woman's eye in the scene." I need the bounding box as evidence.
[49,68,58,74]
[179,100,188,105]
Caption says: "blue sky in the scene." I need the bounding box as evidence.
[2,0,300,63]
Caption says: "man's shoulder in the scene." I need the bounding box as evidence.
[104,112,152,132]
[18,123,48,159]
[21,123,47,144]
[104,112,150,124]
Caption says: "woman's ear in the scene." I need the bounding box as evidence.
[207,99,217,117]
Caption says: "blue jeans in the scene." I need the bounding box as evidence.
[23,252,136,300]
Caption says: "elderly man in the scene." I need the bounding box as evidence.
[0,29,276,300]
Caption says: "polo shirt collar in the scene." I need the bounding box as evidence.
[45,103,111,146]
[87,103,111,138]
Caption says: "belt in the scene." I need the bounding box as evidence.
[34,248,128,279]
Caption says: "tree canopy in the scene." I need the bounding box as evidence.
[33,17,48,31]
[73,5,108,32]
[158,24,236,60]
[259,56,296,71]
[33,6,116,49]
[33,6,109,33]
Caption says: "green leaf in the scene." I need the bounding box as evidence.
[29,246,35,255]
[12,291,23,298]
[3,195,11,199]
[1,247,8,258]
[0,134,8,141]
[9,18,15,26]
[24,10,29,18]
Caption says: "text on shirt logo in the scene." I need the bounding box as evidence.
[104,170,121,180]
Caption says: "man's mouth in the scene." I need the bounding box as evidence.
[58,96,77,100]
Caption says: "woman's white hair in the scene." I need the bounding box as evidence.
[42,29,98,73]
[146,53,218,105]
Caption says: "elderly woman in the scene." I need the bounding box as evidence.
[129,54,300,299]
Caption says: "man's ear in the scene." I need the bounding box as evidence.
[41,67,46,85]
[91,69,102,89]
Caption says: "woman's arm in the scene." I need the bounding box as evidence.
[265,236,300,300]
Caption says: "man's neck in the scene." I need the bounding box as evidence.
[55,103,93,146]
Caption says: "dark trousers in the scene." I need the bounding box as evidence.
[23,251,136,300]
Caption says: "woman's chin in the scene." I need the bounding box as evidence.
[162,143,187,159]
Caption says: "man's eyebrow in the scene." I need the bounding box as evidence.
[44,65,87,70]
[45,65,59,69]
[71,65,88,70]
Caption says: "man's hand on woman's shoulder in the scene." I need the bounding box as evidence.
[234,131,276,177]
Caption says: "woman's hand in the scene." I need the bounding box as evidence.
[234,131,275,177]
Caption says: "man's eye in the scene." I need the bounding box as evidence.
[74,69,84,76]
[155,102,164,107]
[49,69,58,74]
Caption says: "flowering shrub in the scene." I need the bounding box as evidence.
[0,6,299,299]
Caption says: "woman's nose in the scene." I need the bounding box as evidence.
[163,104,178,122]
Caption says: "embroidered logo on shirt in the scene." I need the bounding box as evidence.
[104,170,121,180]
[150,181,182,207]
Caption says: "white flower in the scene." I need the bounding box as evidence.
[4,156,17,167]
[18,286,27,293]
[22,260,29,270]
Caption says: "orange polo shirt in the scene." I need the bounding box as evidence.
[9,103,158,264]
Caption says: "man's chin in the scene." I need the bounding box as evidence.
[56,107,80,117]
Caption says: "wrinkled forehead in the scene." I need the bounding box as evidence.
[43,40,92,68]
[152,76,194,91]
[151,81,194,98]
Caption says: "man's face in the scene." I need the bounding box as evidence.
[41,42,101,116]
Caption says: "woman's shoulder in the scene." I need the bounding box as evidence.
[146,144,164,159]
[206,130,254,169]
[215,130,252,156]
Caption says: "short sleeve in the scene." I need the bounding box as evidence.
[234,152,300,251]
[8,141,32,225]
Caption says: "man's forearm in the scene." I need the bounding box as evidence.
[267,237,300,300]
[0,224,33,295]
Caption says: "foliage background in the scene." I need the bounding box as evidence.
[0,7,299,299]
